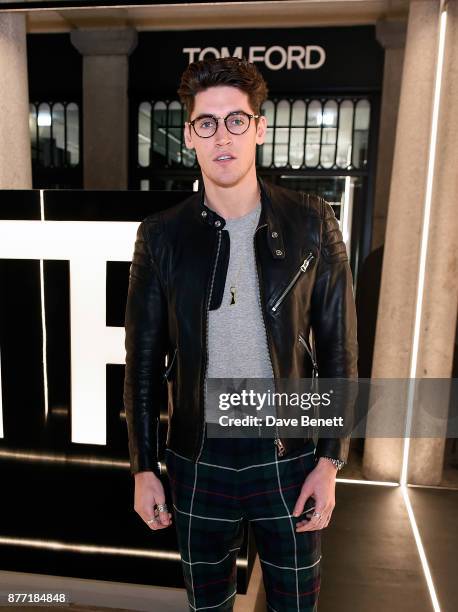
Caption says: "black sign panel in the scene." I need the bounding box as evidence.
[131,26,383,96]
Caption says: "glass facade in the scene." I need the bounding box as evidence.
[136,96,371,173]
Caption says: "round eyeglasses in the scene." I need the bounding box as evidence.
[188,111,260,138]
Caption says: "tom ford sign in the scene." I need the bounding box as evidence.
[183,45,326,70]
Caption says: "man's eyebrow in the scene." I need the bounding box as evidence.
[191,109,248,121]
[191,113,216,121]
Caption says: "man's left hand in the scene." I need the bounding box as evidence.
[292,458,338,532]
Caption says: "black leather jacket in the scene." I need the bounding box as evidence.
[124,177,358,476]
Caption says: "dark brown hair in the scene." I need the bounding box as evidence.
[177,56,269,119]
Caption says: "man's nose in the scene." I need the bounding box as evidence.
[214,120,232,144]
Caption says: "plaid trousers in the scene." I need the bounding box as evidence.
[164,434,321,611]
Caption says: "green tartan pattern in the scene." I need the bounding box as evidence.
[164,435,321,611]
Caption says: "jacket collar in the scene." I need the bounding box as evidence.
[197,176,285,260]
[197,183,226,230]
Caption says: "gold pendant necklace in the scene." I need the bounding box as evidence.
[228,209,259,306]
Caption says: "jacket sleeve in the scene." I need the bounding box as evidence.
[310,198,358,464]
[123,217,168,476]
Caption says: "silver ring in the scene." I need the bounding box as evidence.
[312,511,322,519]
[146,517,157,524]
[156,503,168,513]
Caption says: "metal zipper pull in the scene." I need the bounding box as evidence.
[300,254,314,272]
[274,437,286,457]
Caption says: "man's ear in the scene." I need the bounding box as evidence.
[255,115,267,146]
[184,123,195,150]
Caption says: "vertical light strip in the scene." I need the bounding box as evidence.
[39,190,49,420]
[0,336,3,438]
[341,175,353,255]
[401,2,448,485]
[401,487,442,612]
[399,5,448,612]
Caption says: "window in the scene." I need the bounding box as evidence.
[138,101,196,169]
[29,101,80,168]
[259,97,370,170]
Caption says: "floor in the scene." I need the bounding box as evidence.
[0,479,456,612]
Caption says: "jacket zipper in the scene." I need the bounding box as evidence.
[298,333,318,378]
[253,224,286,457]
[196,229,222,463]
[163,347,178,382]
[271,252,314,313]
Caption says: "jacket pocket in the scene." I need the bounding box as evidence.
[298,332,318,379]
[166,378,174,445]
[163,347,177,382]
[164,348,177,447]
[271,252,315,313]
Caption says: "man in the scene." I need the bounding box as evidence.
[124,57,358,611]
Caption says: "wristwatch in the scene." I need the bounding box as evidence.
[319,456,345,471]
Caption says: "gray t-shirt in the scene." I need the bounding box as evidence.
[205,202,274,421]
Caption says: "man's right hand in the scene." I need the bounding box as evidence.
[134,471,173,530]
